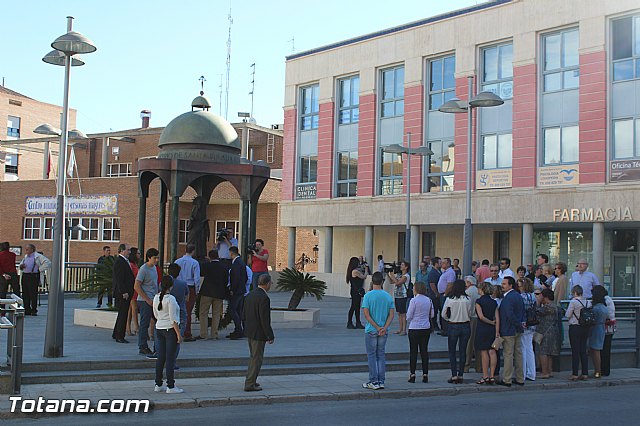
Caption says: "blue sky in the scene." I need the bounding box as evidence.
[2,0,478,133]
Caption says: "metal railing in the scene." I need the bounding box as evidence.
[1,295,25,395]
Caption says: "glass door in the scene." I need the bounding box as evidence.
[612,254,637,297]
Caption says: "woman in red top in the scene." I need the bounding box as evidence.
[126,248,140,336]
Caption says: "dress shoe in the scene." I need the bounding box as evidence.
[244,385,262,392]
[194,336,205,340]
[497,380,512,387]
[230,333,245,340]
[183,336,196,342]
[355,323,365,329]
[115,338,129,343]
[515,381,525,386]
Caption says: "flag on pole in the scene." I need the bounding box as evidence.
[67,146,76,178]
[46,149,53,179]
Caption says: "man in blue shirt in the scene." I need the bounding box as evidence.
[168,263,189,367]
[175,244,201,342]
[361,272,395,390]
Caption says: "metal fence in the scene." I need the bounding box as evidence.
[34,262,96,294]
[1,295,25,395]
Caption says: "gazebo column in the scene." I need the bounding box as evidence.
[169,195,180,262]
[158,182,167,267]
[240,199,250,261]
[137,195,147,258]
[249,197,258,246]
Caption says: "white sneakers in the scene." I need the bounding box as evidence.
[154,384,184,393]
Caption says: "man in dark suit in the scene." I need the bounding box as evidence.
[198,249,229,340]
[243,273,274,392]
[112,244,134,343]
[228,246,247,339]
[498,276,525,386]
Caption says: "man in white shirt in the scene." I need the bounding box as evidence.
[484,264,501,287]
[571,259,600,299]
[175,244,200,341]
[498,257,515,279]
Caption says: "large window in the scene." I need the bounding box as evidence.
[612,16,640,81]
[7,116,20,139]
[215,221,239,240]
[380,151,403,195]
[23,218,41,240]
[336,75,359,198]
[297,84,319,197]
[102,218,121,242]
[69,218,100,241]
[613,118,640,159]
[541,28,579,166]
[381,66,404,117]
[425,55,455,192]
[480,44,513,170]
[107,163,132,177]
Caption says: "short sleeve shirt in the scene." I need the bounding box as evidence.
[251,249,269,273]
[362,289,394,334]
[136,263,158,301]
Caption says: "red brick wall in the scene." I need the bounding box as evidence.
[316,101,335,199]
[512,63,537,188]
[579,51,607,184]
[357,94,376,197]
[282,108,297,201]
[404,84,424,193]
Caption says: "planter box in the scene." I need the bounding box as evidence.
[74,308,117,329]
[270,307,319,329]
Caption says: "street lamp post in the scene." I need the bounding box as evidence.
[384,134,433,268]
[439,76,504,277]
[41,16,96,358]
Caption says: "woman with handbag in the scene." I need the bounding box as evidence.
[474,281,499,384]
[565,285,590,380]
[588,286,609,378]
[535,289,561,378]
[406,281,434,383]
[346,257,367,329]
[442,279,474,384]
[518,277,537,381]
[388,261,411,336]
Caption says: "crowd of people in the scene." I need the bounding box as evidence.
[352,253,617,389]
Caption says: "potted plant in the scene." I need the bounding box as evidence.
[79,256,116,309]
[276,267,327,310]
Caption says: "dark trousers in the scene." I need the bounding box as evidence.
[97,288,113,306]
[155,328,178,388]
[408,328,431,375]
[21,273,39,314]
[602,334,613,376]
[438,295,448,334]
[0,272,20,300]
[348,289,363,325]
[569,324,589,376]
[428,295,440,330]
[184,286,196,337]
[245,338,266,389]
[447,323,471,377]
[230,294,244,334]
[113,295,131,340]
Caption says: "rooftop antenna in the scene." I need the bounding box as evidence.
[225,8,233,120]
[218,74,223,116]
[288,37,295,53]
[249,63,255,119]
[198,75,206,94]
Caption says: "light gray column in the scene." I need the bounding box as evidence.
[101,137,108,177]
[287,227,296,269]
[410,225,420,275]
[323,226,333,273]
[522,223,533,267]
[364,226,374,266]
[593,222,605,282]
[42,141,50,179]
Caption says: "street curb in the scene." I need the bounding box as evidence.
[3,377,640,419]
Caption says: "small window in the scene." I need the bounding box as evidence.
[612,16,640,81]
[298,155,318,183]
[215,221,239,241]
[4,153,18,174]
[338,76,359,124]
[482,133,512,169]
[43,217,54,240]
[336,151,357,197]
[426,140,454,192]
[102,217,121,242]
[380,150,403,195]
[107,163,132,177]
[23,217,41,240]
[179,219,190,244]
[543,126,579,164]
[543,29,579,92]
[380,66,404,118]
[300,85,319,130]
[7,116,20,139]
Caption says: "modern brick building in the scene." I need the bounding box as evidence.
[0,94,318,271]
[282,0,640,296]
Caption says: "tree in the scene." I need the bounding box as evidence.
[79,257,114,304]
[276,268,326,310]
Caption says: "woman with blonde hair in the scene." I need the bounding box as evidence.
[406,281,434,383]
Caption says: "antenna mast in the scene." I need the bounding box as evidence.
[218,74,223,116]
[249,63,255,119]
[225,8,233,120]
[288,37,295,53]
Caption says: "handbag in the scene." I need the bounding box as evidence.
[525,294,540,326]
[491,336,504,350]
[357,287,365,298]
[605,319,617,335]
[575,299,596,327]
[533,332,544,345]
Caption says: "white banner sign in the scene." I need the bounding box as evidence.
[25,195,118,216]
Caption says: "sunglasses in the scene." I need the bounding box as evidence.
[534,292,542,296]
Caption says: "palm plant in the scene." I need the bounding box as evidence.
[79,256,114,302]
[276,267,326,310]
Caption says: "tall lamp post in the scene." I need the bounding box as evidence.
[40,16,96,358]
[384,133,433,268]
[439,76,503,277]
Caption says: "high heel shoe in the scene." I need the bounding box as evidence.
[408,374,416,383]
[594,372,602,379]
[422,374,428,383]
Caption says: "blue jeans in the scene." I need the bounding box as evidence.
[365,331,388,385]
[175,314,187,363]
[137,300,156,352]
[155,328,178,388]
[447,322,471,377]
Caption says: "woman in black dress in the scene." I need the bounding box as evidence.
[474,281,499,384]
[346,256,367,329]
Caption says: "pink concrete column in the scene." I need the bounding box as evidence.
[512,63,537,188]
[453,76,475,192]
[579,51,607,184]
[357,94,377,197]
[282,108,297,201]
[404,84,425,194]
[316,102,335,199]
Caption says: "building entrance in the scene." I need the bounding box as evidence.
[612,253,637,297]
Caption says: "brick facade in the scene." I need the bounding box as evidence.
[512,63,537,188]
